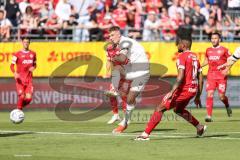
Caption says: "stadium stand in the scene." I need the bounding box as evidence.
[0,0,239,41]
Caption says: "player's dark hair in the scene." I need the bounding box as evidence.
[21,36,31,41]
[210,32,222,39]
[179,38,192,49]
[109,26,121,32]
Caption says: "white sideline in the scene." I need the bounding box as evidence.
[1,130,240,140]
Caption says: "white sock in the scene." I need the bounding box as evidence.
[122,104,135,126]
[113,114,119,118]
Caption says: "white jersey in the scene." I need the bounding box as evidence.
[229,47,240,62]
[119,36,149,80]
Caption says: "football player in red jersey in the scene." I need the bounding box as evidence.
[135,39,206,140]
[105,42,130,124]
[10,37,37,110]
[201,32,232,122]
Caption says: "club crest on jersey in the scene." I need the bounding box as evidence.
[30,54,33,58]
[22,60,33,64]
[217,50,222,55]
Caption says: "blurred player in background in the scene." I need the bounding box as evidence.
[201,32,232,122]
[107,26,150,133]
[10,37,37,110]
[105,41,130,124]
[135,39,206,141]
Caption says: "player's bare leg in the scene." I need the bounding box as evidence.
[135,103,207,140]
[107,97,121,124]
[173,106,207,137]
[205,90,214,122]
[135,103,166,140]
[107,82,128,124]
[112,90,138,133]
[17,93,25,110]
[219,93,232,117]
[23,93,33,107]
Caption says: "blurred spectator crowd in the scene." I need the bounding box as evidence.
[0,0,239,41]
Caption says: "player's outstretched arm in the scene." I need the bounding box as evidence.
[217,56,237,76]
[194,71,203,108]
[10,63,20,79]
[201,57,208,68]
[10,63,15,73]
[29,58,37,72]
[29,66,36,72]
[166,68,184,100]
[219,47,240,70]
[105,60,112,78]
[112,49,128,64]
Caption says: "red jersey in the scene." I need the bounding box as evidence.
[206,46,231,80]
[106,45,122,66]
[106,45,128,66]
[12,50,36,84]
[176,51,201,92]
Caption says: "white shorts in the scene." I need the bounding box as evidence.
[130,73,150,92]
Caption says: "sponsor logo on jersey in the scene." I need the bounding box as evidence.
[209,56,220,60]
[22,60,33,64]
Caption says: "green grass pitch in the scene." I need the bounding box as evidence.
[0,108,240,160]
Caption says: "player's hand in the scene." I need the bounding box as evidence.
[14,72,20,79]
[29,66,35,72]
[221,68,229,76]
[194,97,202,108]
[166,91,174,100]
[217,64,225,70]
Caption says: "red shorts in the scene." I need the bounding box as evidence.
[162,89,196,110]
[206,79,227,94]
[118,78,131,94]
[16,79,33,96]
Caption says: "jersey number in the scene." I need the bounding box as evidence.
[192,60,198,80]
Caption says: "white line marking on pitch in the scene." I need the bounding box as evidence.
[211,137,240,140]
[1,130,240,140]
[14,154,32,157]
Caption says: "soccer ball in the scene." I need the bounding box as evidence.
[10,109,25,124]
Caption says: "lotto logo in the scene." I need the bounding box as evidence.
[22,60,33,64]
[209,56,220,60]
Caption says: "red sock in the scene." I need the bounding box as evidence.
[144,111,163,135]
[17,95,24,110]
[221,96,229,108]
[206,97,213,116]
[23,98,32,107]
[177,109,199,127]
[110,97,118,114]
[121,96,127,113]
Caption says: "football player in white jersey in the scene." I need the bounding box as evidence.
[108,26,150,133]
